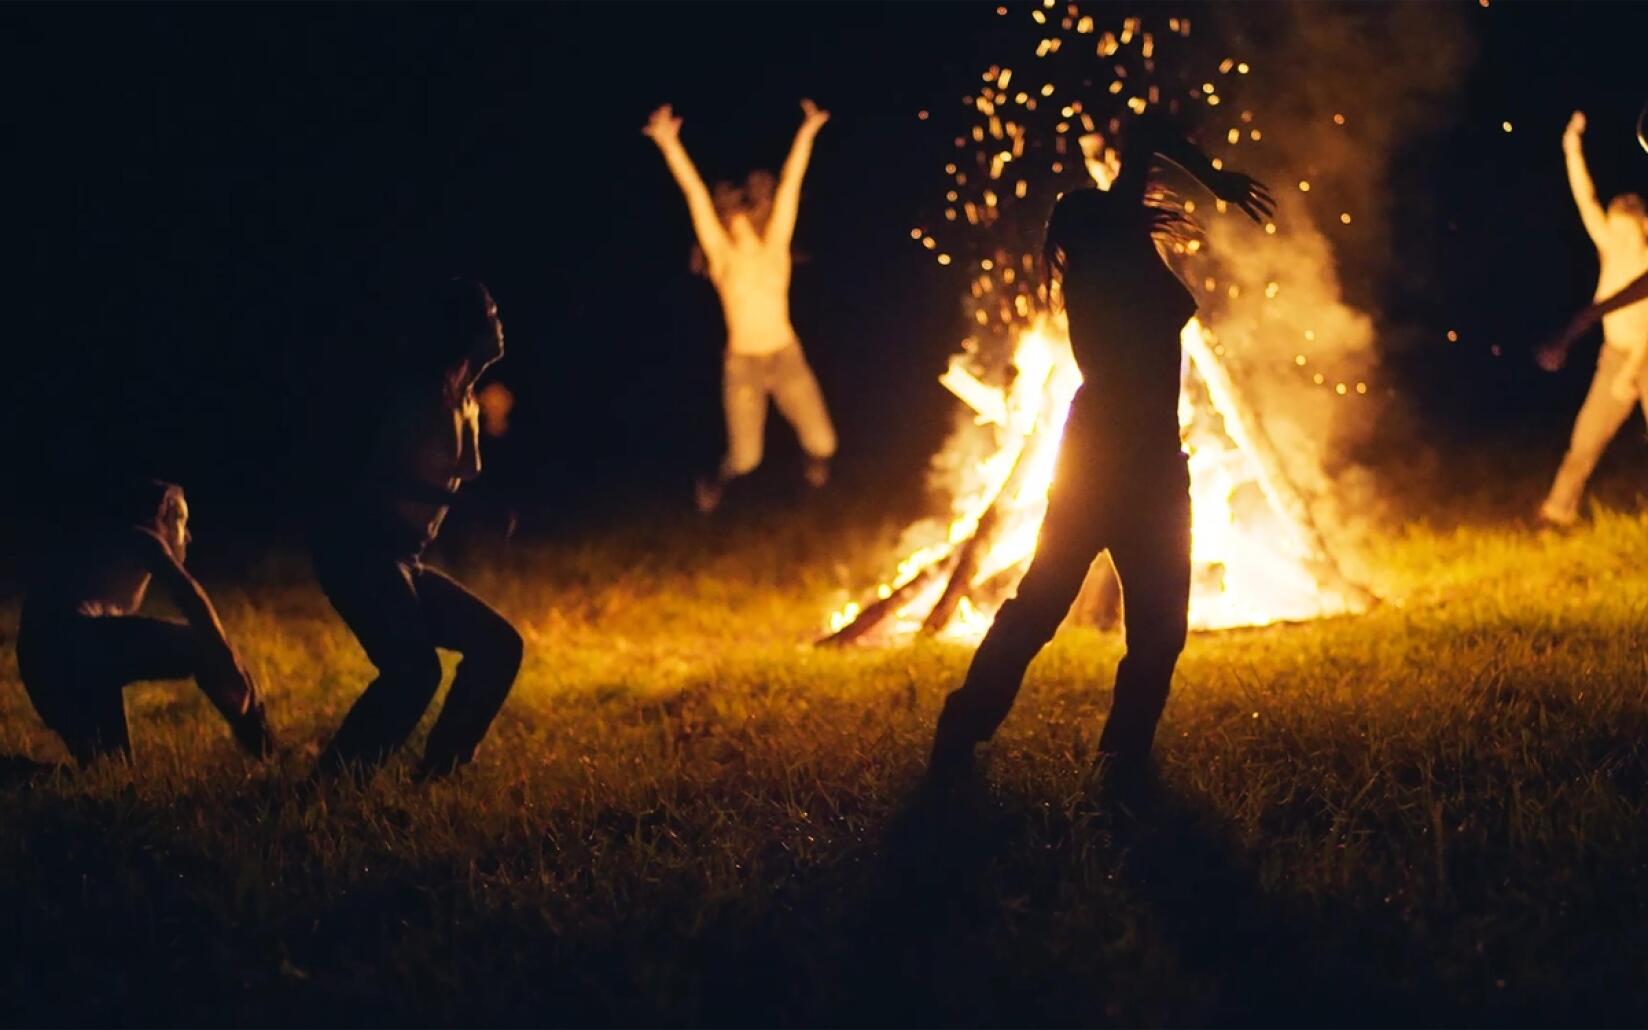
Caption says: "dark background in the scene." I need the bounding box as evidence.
[2,1,1645,551]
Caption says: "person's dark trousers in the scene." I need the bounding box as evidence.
[933,404,1191,765]
[18,609,202,765]
[312,531,522,778]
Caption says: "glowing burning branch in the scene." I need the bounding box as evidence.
[1181,322,1378,611]
[819,553,960,648]
[918,371,1058,635]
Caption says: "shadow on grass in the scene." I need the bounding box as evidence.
[0,753,64,786]
[838,775,1442,1028]
[5,757,1644,1025]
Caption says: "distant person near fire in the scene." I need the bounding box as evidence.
[928,113,1274,794]
[1535,111,1648,527]
[644,99,838,513]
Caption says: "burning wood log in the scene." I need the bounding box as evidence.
[815,552,960,647]
[1181,324,1378,610]
[919,418,1047,635]
[822,362,1061,646]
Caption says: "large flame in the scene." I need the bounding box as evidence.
[826,315,1367,644]
[822,6,1378,646]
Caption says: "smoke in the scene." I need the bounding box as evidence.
[1211,2,1475,268]
[1181,2,1475,561]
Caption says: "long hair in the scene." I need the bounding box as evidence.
[305,277,496,504]
[689,169,777,276]
[69,477,184,538]
[389,276,498,398]
[1042,186,1197,309]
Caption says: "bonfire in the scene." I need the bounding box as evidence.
[822,7,1378,646]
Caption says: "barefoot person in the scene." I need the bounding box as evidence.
[1536,111,1648,527]
[15,480,273,766]
[312,278,522,781]
[644,100,839,512]
[928,115,1274,785]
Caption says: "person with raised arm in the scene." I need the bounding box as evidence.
[1535,111,1648,527]
[15,480,274,766]
[644,100,839,512]
[927,113,1274,794]
[310,278,523,783]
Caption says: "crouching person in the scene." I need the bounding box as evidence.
[312,278,522,783]
[16,480,274,767]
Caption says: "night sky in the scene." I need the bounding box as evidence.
[3,1,1646,546]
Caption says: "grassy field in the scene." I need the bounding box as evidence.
[3,485,1648,1026]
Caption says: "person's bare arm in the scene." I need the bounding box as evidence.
[1538,268,1648,370]
[1564,111,1610,248]
[644,104,730,272]
[1116,112,1274,223]
[132,528,256,709]
[1595,268,1648,318]
[131,528,232,646]
[768,99,831,250]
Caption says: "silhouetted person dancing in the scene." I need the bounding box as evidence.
[1536,111,1648,527]
[16,480,273,766]
[312,279,522,782]
[928,115,1273,785]
[644,100,839,512]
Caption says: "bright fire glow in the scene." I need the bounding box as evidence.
[826,316,1367,644]
[822,7,1376,646]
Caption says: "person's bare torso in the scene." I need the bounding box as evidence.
[370,382,482,547]
[711,238,797,356]
[1598,240,1648,349]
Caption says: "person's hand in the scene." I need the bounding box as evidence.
[800,98,831,130]
[642,104,682,143]
[200,638,259,714]
[1565,110,1586,147]
[204,644,275,759]
[1211,169,1275,224]
[1535,341,1568,372]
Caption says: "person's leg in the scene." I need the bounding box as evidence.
[57,684,132,767]
[699,353,770,512]
[1542,344,1637,524]
[21,615,197,766]
[1097,460,1192,766]
[23,646,133,767]
[768,344,838,487]
[410,566,523,777]
[930,443,1106,772]
[131,615,273,756]
[931,547,1093,762]
[721,352,770,478]
[312,544,445,775]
